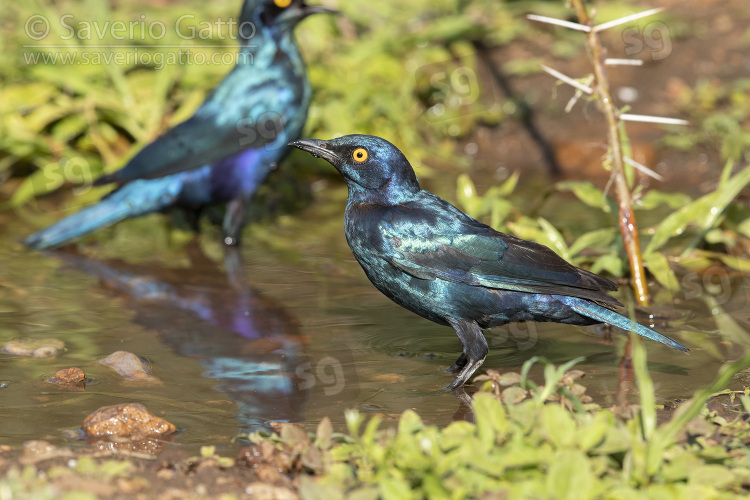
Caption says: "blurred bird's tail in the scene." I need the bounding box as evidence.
[24,178,182,250]
[557,295,689,352]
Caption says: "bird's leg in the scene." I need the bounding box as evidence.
[222,196,250,246]
[184,207,204,234]
[223,245,248,292]
[445,352,467,373]
[445,319,488,390]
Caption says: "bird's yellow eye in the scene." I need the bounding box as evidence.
[352,148,368,163]
[274,0,291,7]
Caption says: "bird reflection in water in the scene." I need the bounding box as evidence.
[51,243,309,433]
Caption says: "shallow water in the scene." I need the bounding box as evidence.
[1,188,748,454]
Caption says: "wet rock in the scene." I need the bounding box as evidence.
[99,351,159,383]
[2,338,64,357]
[83,403,176,440]
[19,440,73,465]
[46,367,87,391]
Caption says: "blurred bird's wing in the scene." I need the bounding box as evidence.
[379,195,621,307]
[96,77,300,185]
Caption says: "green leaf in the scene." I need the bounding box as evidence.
[557,181,615,213]
[495,170,520,197]
[541,405,576,449]
[379,477,413,500]
[472,393,508,447]
[456,174,480,217]
[576,411,613,452]
[545,450,595,500]
[643,251,678,290]
[590,252,624,277]
[647,162,750,253]
[537,217,570,260]
[633,335,657,442]
[300,475,346,500]
[568,228,617,258]
[687,465,738,489]
[636,190,693,210]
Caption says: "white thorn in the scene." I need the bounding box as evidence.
[620,113,689,126]
[526,14,591,32]
[605,58,644,66]
[541,65,593,94]
[565,75,595,112]
[624,157,664,181]
[593,8,665,33]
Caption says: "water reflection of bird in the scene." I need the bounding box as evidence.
[52,244,309,432]
[25,0,335,250]
[290,134,689,389]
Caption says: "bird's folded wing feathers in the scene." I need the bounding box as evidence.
[379,205,621,306]
[96,80,297,185]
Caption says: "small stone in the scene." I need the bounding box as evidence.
[2,338,64,357]
[245,482,298,500]
[255,464,285,484]
[83,403,176,439]
[99,351,159,383]
[46,367,87,391]
[156,469,175,480]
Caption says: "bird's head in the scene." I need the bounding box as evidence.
[289,135,421,199]
[241,0,337,33]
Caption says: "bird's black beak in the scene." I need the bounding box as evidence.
[300,3,339,16]
[289,139,341,165]
[286,1,339,23]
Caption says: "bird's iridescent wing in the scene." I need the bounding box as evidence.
[379,194,621,307]
[96,74,301,185]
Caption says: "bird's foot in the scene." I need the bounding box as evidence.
[445,352,468,373]
[444,356,485,391]
[222,197,249,246]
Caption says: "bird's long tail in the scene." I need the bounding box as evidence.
[24,178,182,250]
[556,295,689,352]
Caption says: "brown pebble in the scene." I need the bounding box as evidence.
[156,469,175,480]
[46,367,87,391]
[255,464,285,484]
[245,482,298,500]
[83,403,176,439]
